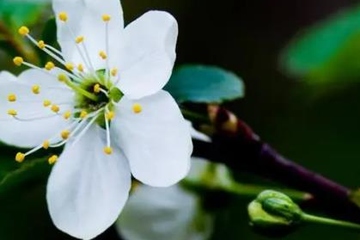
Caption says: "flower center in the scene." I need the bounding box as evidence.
[8,12,135,164]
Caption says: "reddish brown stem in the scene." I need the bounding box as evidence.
[192,106,360,222]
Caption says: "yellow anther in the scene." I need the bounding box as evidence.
[43,140,50,149]
[48,155,58,165]
[102,14,111,22]
[37,40,45,49]
[132,103,142,114]
[7,109,17,116]
[45,61,55,70]
[99,51,107,59]
[65,63,74,71]
[13,57,24,66]
[32,85,40,94]
[111,68,118,77]
[61,130,70,140]
[58,74,68,82]
[43,99,51,107]
[80,110,88,119]
[77,64,84,72]
[7,94,16,102]
[58,12,68,22]
[104,146,113,155]
[75,36,84,44]
[18,26,29,36]
[106,111,115,120]
[51,104,60,113]
[15,152,25,163]
[93,84,101,93]
[63,110,71,119]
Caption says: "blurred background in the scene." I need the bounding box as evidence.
[1,0,360,239]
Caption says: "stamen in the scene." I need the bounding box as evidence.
[51,105,60,113]
[43,100,51,107]
[22,34,68,67]
[61,130,70,140]
[18,26,29,36]
[57,73,68,82]
[65,62,74,71]
[38,40,46,49]
[99,51,107,59]
[7,109,17,116]
[44,44,63,58]
[45,61,55,70]
[63,110,72,119]
[105,111,115,120]
[7,94,16,102]
[111,68,118,77]
[32,85,40,94]
[102,14,111,22]
[77,64,84,72]
[132,103,142,114]
[13,56,62,81]
[79,110,88,119]
[48,155,58,165]
[67,109,102,146]
[13,56,24,66]
[93,84,101,93]
[99,88,109,97]
[58,12,68,22]
[14,114,59,122]
[15,152,25,163]
[62,24,96,77]
[43,140,50,149]
[103,17,111,81]
[75,36,84,44]
[104,109,112,155]
[104,146,113,155]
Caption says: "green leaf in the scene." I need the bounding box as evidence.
[349,189,360,208]
[165,65,244,103]
[0,0,47,29]
[0,158,50,195]
[281,4,360,84]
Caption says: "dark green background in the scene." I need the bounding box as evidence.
[1,0,360,239]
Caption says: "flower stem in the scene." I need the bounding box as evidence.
[302,213,360,231]
[182,178,310,202]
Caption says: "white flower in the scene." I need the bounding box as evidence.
[0,0,192,239]
[116,158,214,240]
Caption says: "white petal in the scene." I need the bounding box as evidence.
[117,11,178,99]
[188,158,234,189]
[186,120,211,142]
[117,184,213,240]
[0,70,73,148]
[111,90,192,187]
[53,0,124,70]
[47,125,131,239]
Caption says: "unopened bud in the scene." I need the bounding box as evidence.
[248,190,303,237]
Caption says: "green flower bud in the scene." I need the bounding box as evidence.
[248,190,304,237]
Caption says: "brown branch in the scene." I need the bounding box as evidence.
[192,105,360,222]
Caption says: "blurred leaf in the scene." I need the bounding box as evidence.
[281,4,360,84]
[0,158,50,195]
[42,17,57,47]
[165,65,244,103]
[37,17,57,65]
[349,189,360,208]
[0,0,47,29]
